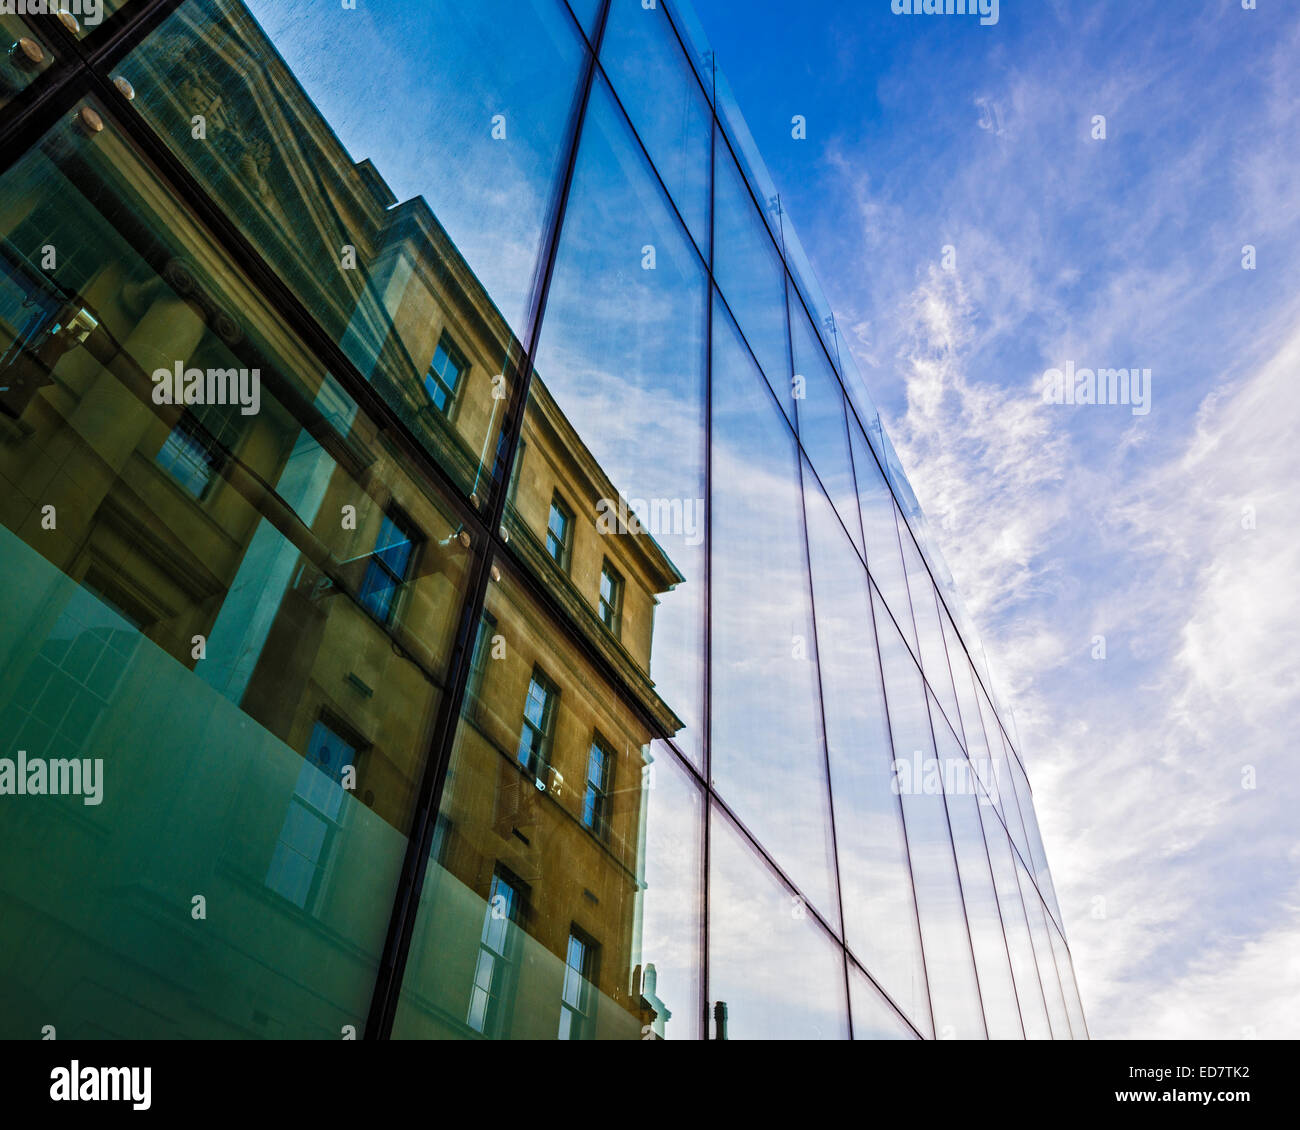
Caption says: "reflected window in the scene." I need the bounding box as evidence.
[517,667,558,776]
[468,868,525,1037]
[582,736,613,839]
[358,511,419,625]
[466,611,499,709]
[504,437,526,502]
[266,718,357,911]
[7,585,138,763]
[546,492,573,570]
[156,403,246,501]
[558,929,597,1040]
[423,333,466,416]
[598,559,623,637]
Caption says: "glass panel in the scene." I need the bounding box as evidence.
[566,0,603,36]
[982,801,1052,1039]
[123,0,591,505]
[899,512,962,736]
[708,808,850,1040]
[599,0,711,252]
[849,961,921,1040]
[979,685,1032,869]
[792,299,862,557]
[393,561,704,1040]
[873,589,985,1039]
[850,419,918,653]
[1007,748,1065,932]
[803,471,930,1034]
[880,425,921,523]
[0,103,474,1036]
[710,297,839,922]
[1019,855,1072,1039]
[714,68,784,248]
[0,15,56,109]
[1050,920,1089,1039]
[842,348,887,468]
[662,0,715,103]
[942,606,1008,823]
[932,704,1023,1039]
[512,74,707,766]
[784,234,842,381]
[712,141,791,415]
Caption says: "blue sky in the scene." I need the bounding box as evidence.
[691,0,1300,1038]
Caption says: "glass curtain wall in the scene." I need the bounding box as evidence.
[0,0,1084,1039]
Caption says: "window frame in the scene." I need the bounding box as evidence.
[582,733,614,841]
[358,508,422,626]
[516,665,559,778]
[265,714,363,914]
[466,865,528,1038]
[423,331,469,418]
[557,925,599,1040]
[597,557,624,638]
[545,490,574,571]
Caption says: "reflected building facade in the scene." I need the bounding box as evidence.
[0,0,1085,1040]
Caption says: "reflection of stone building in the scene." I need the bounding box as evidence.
[0,0,682,1038]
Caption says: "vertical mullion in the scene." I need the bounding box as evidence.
[784,249,853,1035]
[363,0,615,1038]
[701,51,717,1039]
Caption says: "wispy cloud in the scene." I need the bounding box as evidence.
[750,0,1300,1037]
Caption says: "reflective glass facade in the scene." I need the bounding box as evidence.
[0,0,1084,1040]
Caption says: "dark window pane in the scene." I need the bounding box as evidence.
[545,494,573,568]
[582,738,612,837]
[598,560,623,636]
[517,667,558,776]
[424,336,465,417]
[358,512,419,625]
